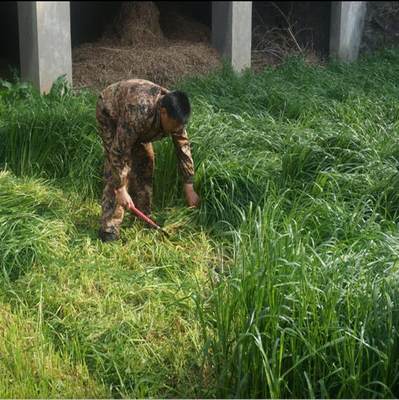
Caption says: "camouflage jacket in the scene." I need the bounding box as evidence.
[97,79,194,188]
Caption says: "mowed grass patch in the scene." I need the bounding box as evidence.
[0,304,109,398]
[0,171,74,281]
[0,171,216,398]
[1,48,399,397]
[7,234,215,397]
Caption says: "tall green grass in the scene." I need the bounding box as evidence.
[199,193,399,398]
[0,77,102,199]
[1,48,399,397]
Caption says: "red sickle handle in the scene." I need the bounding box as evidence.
[127,204,162,230]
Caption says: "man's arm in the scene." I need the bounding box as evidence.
[171,127,194,184]
[171,128,200,207]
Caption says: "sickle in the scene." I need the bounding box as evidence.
[127,204,169,237]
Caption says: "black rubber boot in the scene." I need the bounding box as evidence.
[99,229,120,243]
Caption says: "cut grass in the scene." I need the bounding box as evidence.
[0,304,109,398]
[0,171,215,398]
[0,170,73,281]
[1,47,399,397]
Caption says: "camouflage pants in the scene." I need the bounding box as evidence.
[97,101,154,236]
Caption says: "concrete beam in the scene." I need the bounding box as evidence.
[17,1,72,93]
[330,1,367,62]
[212,1,252,72]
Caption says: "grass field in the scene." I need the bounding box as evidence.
[1,48,399,398]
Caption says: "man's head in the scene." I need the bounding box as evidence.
[160,91,191,134]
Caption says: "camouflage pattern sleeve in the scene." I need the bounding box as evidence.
[171,128,195,184]
[109,123,138,189]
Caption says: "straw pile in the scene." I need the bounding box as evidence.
[160,10,211,44]
[72,1,221,92]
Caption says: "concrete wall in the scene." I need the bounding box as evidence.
[212,1,252,72]
[17,2,39,85]
[330,1,367,62]
[18,1,72,93]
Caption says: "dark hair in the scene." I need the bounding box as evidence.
[160,91,191,124]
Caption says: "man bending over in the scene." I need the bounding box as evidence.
[96,79,200,242]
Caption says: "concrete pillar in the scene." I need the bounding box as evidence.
[212,1,252,72]
[17,1,72,93]
[330,1,367,62]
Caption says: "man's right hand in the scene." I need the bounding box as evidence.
[115,186,135,209]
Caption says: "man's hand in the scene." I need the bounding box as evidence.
[115,186,135,209]
[183,183,200,208]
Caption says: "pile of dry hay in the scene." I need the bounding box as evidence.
[72,1,221,92]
